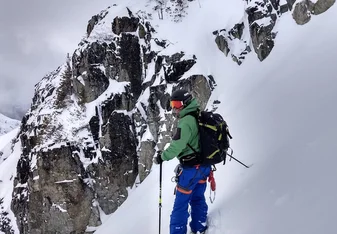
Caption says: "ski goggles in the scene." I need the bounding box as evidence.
[170,100,183,109]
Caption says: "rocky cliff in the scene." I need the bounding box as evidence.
[5,4,212,234]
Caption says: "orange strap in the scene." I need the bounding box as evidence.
[176,186,192,195]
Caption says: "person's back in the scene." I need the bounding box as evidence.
[154,89,211,234]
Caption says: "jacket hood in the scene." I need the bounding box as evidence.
[179,98,200,118]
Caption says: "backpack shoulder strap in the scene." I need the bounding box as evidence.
[186,110,200,119]
[185,110,200,155]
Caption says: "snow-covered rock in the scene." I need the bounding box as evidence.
[7,2,212,233]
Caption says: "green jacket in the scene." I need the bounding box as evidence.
[162,98,200,161]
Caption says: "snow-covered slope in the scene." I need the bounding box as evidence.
[93,1,337,234]
[0,128,20,234]
[0,113,19,136]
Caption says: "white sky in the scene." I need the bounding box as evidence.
[0,0,115,119]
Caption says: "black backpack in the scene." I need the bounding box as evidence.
[188,111,233,165]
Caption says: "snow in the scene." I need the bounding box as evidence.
[76,75,85,85]
[0,113,20,136]
[52,203,67,212]
[141,127,154,141]
[54,179,77,184]
[0,128,18,159]
[0,130,21,234]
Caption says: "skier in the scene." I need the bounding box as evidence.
[154,89,211,234]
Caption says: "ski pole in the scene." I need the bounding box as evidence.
[159,162,163,234]
[227,154,250,168]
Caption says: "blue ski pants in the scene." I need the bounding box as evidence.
[170,165,211,234]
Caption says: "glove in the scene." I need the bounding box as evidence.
[154,151,163,164]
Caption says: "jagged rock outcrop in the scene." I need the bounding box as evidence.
[160,52,197,83]
[313,0,336,15]
[292,0,314,25]
[215,0,335,64]
[292,0,336,25]
[87,9,110,37]
[214,22,251,65]
[0,198,13,234]
[8,6,213,234]
[112,9,140,35]
[14,146,99,234]
[246,0,282,61]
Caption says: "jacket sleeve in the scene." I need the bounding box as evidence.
[161,121,191,161]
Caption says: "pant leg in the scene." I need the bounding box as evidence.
[170,167,198,234]
[189,182,208,233]
[170,190,192,234]
[189,166,211,233]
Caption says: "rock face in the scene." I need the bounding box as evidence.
[214,0,335,64]
[13,146,98,234]
[313,0,336,15]
[292,0,336,25]
[214,22,251,65]
[8,6,213,234]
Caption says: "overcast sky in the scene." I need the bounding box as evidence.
[0,0,114,119]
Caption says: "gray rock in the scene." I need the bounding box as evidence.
[164,59,196,83]
[246,0,278,62]
[118,34,142,98]
[292,0,314,25]
[270,0,281,10]
[72,42,111,103]
[286,0,297,10]
[214,24,251,65]
[112,16,140,35]
[229,23,245,40]
[0,197,14,234]
[138,23,146,38]
[250,22,275,61]
[95,112,138,214]
[215,35,230,56]
[12,146,100,233]
[138,140,156,182]
[147,85,170,143]
[87,9,109,37]
[280,4,289,14]
[313,0,336,15]
[156,52,197,83]
[174,75,212,111]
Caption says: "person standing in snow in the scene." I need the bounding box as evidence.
[154,89,211,234]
